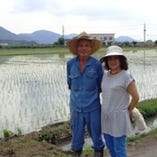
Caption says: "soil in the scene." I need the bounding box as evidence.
[0,123,157,157]
[126,136,157,157]
[104,135,157,157]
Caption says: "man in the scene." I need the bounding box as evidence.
[67,32,104,157]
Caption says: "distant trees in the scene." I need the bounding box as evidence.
[53,37,65,47]
[132,41,137,47]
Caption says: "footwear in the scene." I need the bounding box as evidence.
[71,150,82,157]
[94,150,104,157]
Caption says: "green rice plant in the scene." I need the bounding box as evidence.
[3,128,22,138]
[3,129,14,138]
[17,128,22,135]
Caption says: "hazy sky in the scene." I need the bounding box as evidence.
[1,0,157,40]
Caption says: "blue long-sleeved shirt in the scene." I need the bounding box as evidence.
[67,56,103,112]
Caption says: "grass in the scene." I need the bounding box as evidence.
[50,150,71,157]
[38,122,71,144]
[0,46,156,56]
[137,98,157,118]
[0,47,70,56]
[83,146,94,156]
[127,128,157,143]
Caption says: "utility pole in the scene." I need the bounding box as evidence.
[143,23,146,68]
[62,25,65,46]
[144,23,146,46]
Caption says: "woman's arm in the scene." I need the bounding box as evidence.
[127,81,139,116]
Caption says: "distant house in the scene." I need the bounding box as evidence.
[90,33,115,46]
[146,40,154,46]
[0,42,8,46]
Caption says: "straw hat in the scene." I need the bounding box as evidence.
[100,45,127,62]
[67,32,101,55]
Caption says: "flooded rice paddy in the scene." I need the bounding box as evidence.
[0,49,157,137]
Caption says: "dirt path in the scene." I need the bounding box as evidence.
[0,127,156,157]
[103,135,157,157]
[127,136,157,157]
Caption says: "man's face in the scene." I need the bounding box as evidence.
[77,39,92,57]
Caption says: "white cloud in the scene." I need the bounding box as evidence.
[0,0,157,40]
[11,0,47,12]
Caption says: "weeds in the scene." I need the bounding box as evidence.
[3,128,22,138]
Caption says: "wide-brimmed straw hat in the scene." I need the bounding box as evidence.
[67,31,101,55]
[100,45,127,62]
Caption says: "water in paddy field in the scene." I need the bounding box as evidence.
[0,54,70,137]
[0,49,157,138]
[126,49,157,101]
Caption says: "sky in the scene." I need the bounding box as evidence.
[0,0,157,41]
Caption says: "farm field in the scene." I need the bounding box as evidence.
[0,47,157,156]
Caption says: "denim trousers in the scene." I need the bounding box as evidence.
[70,109,104,151]
[104,133,127,157]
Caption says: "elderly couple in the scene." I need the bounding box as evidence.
[66,32,140,157]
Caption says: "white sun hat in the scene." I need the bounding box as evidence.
[100,45,127,62]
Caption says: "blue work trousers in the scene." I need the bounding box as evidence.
[70,109,104,151]
[104,133,127,157]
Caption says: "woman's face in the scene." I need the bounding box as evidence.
[77,39,92,58]
[107,56,121,71]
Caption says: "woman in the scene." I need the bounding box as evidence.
[100,45,139,157]
[67,32,104,157]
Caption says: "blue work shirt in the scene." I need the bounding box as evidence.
[67,56,103,112]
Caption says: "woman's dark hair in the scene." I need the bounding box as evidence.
[100,56,128,70]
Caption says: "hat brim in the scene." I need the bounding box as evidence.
[100,52,127,62]
[67,38,101,55]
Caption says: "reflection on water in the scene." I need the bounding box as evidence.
[0,49,157,137]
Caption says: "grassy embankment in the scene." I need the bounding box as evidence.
[0,46,155,56]
[0,47,69,56]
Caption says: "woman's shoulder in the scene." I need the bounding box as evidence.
[121,70,131,76]
[121,70,134,81]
